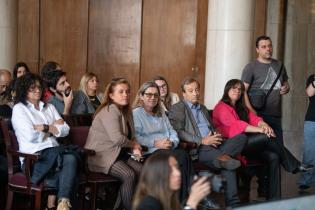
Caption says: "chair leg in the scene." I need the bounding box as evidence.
[34,191,42,210]
[5,190,13,210]
[77,185,85,210]
[90,184,97,210]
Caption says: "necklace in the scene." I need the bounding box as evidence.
[89,95,96,101]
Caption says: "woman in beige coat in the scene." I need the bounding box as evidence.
[84,78,142,210]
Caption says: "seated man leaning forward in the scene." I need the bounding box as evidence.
[168,77,247,208]
[11,73,79,210]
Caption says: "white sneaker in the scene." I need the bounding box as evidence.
[57,198,71,210]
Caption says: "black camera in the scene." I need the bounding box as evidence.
[198,171,226,193]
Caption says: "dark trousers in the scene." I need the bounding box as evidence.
[243,134,299,173]
[242,134,301,200]
[260,114,283,145]
[241,150,281,200]
[198,134,247,207]
[261,151,280,199]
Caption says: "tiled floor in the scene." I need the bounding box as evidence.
[207,168,315,210]
[231,169,315,210]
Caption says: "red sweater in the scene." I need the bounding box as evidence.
[213,101,262,138]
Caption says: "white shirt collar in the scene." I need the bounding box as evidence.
[26,100,45,111]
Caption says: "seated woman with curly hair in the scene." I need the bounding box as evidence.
[12,73,79,210]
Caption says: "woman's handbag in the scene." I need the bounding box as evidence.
[248,63,283,110]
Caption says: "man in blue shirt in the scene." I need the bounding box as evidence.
[169,77,247,208]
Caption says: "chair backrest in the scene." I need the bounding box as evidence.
[62,114,93,127]
[68,126,90,147]
[0,118,20,176]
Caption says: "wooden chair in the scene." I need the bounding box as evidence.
[0,118,56,210]
[68,126,119,210]
[62,114,93,127]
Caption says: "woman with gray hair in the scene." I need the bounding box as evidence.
[132,81,194,202]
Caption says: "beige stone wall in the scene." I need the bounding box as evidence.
[268,0,315,159]
[0,0,17,71]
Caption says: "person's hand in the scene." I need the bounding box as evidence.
[53,119,64,125]
[132,142,142,155]
[262,124,276,138]
[154,139,172,149]
[63,90,73,107]
[165,139,173,148]
[280,82,290,95]
[259,122,276,138]
[201,133,222,147]
[133,148,142,156]
[186,176,211,209]
[132,141,142,150]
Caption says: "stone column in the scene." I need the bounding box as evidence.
[266,0,286,60]
[204,0,256,108]
[0,0,17,70]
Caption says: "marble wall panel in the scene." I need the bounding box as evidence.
[0,0,17,70]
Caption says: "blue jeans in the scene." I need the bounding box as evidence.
[57,154,78,199]
[298,121,315,187]
[259,114,283,145]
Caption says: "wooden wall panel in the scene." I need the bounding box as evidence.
[88,0,142,98]
[40,0,89,88]
[17,0,40,73]
[194,0,208,102]
[253,0,267,58]
[141,0,204,98]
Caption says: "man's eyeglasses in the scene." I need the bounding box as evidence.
[143,93,159,98]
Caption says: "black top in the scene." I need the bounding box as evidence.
[136,196,163,210]
[305,74,315,122]
[0,104,12,119]
[88,95,101,110]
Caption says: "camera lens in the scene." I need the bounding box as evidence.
[198,172,226,193]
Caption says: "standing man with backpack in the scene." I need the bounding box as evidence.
[241,35,290,146]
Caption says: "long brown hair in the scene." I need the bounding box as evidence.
[132,150,181,210]
[152,75,172,110]
[95,78,130,117]
[221,79,249,122]
[132,81,163,117]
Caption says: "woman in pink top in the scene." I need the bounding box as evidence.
[213,79,313,199]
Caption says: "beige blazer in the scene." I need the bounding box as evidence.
[84,104,134,174]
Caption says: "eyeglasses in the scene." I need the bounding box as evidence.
[143,93,159,98]
[158,84,167,89]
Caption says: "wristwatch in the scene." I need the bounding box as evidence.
[183,205,195,210]
[43,124,49,133]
